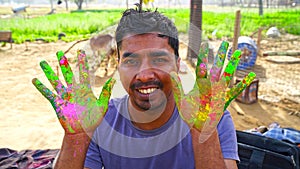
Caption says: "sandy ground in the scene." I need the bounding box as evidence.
[0,34,299,151]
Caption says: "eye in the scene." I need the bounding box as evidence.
[123,59,139,66]
[153,58,167,63]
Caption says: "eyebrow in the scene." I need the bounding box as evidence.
[149,51,171,57]
[122,52,138,58]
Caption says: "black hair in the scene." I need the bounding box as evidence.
[115,8,179,60]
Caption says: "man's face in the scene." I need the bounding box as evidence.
[118,33,180,111]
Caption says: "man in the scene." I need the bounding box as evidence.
[33,8,255,169]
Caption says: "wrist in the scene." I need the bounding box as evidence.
[63,132,93,145]
[54,133,92,169]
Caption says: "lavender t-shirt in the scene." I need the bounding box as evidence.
[84,95,239,169]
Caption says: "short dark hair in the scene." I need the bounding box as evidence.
[115,8,179,60]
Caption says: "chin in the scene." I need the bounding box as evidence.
[134,94,168,112]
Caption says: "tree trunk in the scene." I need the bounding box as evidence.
[231,0,235,5]
[50,0,54,10]
[126,0,129,8]
[75,0,83,10]
[140,0,143,11]
[85,0,88,8]
[259,0,263,16]
[176,0,182,7]
[187,0,203,66]
[64,0,69,11]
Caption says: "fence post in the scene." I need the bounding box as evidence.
[231,10,241,87]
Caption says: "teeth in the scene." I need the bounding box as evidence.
[138,88,157,94]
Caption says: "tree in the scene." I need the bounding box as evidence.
[58,0,69,11]
[73,0,84,10]
[50,0,54,11]
[140,0,143,11]
[187,0,203,66]
[64,0,69,11]
[259,0,263,16]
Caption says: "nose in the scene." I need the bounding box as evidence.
[136,69,155,82]
[136,59,155,82]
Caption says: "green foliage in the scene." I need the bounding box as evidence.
[0,10,123,43]
[160,9,190,34]
[162,9,299,39]
[0,8,299,43]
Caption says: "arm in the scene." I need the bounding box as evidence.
[192,128,238,169]
[218,111,239,169]
[55,133,91,169]
[32,50,115,169]
[192,128,226,169]
[224,159,238,169]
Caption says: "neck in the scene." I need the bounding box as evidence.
[128,98,175,130]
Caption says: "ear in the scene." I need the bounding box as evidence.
[176,57,181,73]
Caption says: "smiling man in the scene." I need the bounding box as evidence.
[118,33,179,130]
[33,8,243,169]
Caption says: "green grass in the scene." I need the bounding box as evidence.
[0,9,124,43]
[161,8,300,39]
[0,8,299,43]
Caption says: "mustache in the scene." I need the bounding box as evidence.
[130,80,163,90]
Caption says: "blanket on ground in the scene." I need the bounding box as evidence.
[0,148,59,169]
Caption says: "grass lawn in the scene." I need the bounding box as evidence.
[0,6,299,43]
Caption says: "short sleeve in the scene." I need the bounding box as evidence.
[217,110,240,161]
[84,139,103,169]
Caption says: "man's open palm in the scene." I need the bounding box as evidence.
[171,41,256,142]
[32,50,115,136]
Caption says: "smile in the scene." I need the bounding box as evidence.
[138,88,158,94]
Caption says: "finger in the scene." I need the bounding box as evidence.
[170,71,190,123]
[32,78,57,107]
[224,72,256,109]
[194,43,209,90]
[204,80,226,126]
[170,72,184,109]
[198,80,226,142]
[171,72,198,128]
[97,78,116,113]
[192,79,213,130]
[57,51,74,86]
[77,50,90,84]
[197,63,207,79]
[222,50,241,85]
[40,60,66,94]
[195,42,209,79]
[210,41,229,82]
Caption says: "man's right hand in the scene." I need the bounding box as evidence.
[32,50,115,136]
[171,41,256,141]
